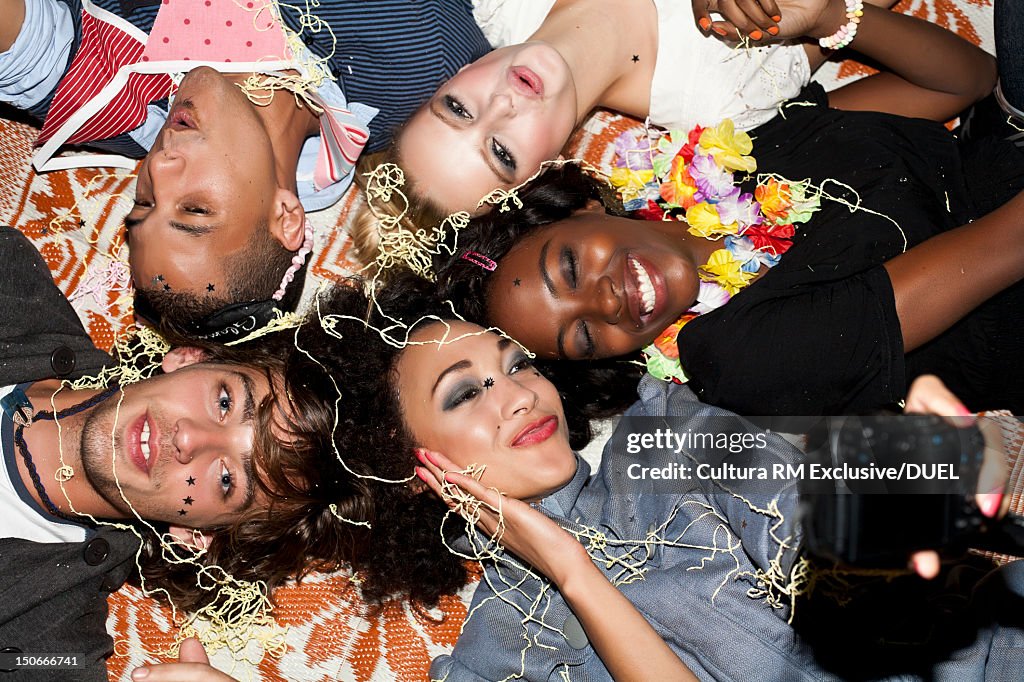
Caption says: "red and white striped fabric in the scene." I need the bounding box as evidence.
[37,7,173,150]
[32,0,368,180]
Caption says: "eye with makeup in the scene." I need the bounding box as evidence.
[183,205,211,216]
[507,350,536,376]
[442,381,482,411]
[561,245,579,289]
[443,94,471,119]
[491,139,516,172]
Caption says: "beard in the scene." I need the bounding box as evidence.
[78,397,167,520]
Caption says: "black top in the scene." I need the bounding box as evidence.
[676,85,1024,416]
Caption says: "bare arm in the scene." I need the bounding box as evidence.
[824,2,996,120]
[0,0,25,52]
[697,0,995,121]
[885,191,1024,352]
[417,450,699,682]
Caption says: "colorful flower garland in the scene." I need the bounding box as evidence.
[609,120,821,382]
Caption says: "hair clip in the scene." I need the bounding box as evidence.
[461,250,497,272]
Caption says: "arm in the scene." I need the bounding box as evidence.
[885,190,1024,352]
[416,450,699,682]
[697,0,995,121]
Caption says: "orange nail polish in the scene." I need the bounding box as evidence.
[713,26,728,36]
[750,29,763,40]
[767,26,779,35]
[699,17,711,31]
[772,14,782,22]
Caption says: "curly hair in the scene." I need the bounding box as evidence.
[294,272,604,604]
[132,311,362,612]
[431,163,639,420]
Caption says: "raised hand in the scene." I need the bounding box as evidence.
[415,448,587,586]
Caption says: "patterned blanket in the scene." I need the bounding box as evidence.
[1,1,1015,680]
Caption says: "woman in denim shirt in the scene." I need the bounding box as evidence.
[299,280,1021,682]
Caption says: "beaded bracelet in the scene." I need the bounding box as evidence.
[818,0,864,50]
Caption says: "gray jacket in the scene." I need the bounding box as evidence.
[0,226,138,681]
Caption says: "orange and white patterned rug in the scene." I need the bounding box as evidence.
[0,1,1009,680]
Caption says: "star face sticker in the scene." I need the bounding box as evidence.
[162,283,171,292]
[206,283,215,292]
[483,377,495,388]
[513,278,522,287]
[183,496,194,506]
[178,509,187,516]
[152,275,164,285]
[632,54,639,63]
[186,476,196,486]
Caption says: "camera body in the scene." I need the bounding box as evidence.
[800,415,986,566]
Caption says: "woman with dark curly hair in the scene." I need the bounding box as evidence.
[237,274,1021,682]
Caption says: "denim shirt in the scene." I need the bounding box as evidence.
[430,376,1024,681]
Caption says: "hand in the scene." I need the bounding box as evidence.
[904,375,1009,579]
[693,0,844,42]
[415,449,587,586]
[130,638,238,682]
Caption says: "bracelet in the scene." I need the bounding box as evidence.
[818,0,864,50]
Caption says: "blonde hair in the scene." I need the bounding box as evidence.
[351,148,450,279]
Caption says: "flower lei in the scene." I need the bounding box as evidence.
[609,120,821,383]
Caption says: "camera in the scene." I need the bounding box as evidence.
[800,414,991,565]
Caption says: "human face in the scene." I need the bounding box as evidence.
[126,67,279,297]
[398,43,579,214]
[488,210,701,360]
[79,362,278,528]
[397,321,576,501]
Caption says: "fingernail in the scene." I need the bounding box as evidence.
[414,466,429,482]
[132,669,150,680]
[772,14,782,22]
[978,492,1003,518]
[712,27,728,36]
[414,449,426,463]
[444,472,456,484]
[698,17,711,31]
[767,26,779,35]
[422,450,438,465]
[750,29,763,40]
[957,405,974,417]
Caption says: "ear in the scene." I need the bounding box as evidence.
[167,525,213,550]
[161,347,208,373]
[582,198,605,212]
[268,188,306,252]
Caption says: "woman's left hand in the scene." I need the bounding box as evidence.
[416,449,588,587]
[130,638,238,681]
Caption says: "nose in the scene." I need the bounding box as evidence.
[148,147,185,178]
[172,419,250,465]
[488,91,515,118]
[500,375,539,420]
[593,275,622,324]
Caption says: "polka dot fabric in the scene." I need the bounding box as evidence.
[143,0,291,64]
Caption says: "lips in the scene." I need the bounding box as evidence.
[167,99,199,131]
[508,66,544,98]
[621,254,667,328]
[127,413,155,475]
[511,415,559,447]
